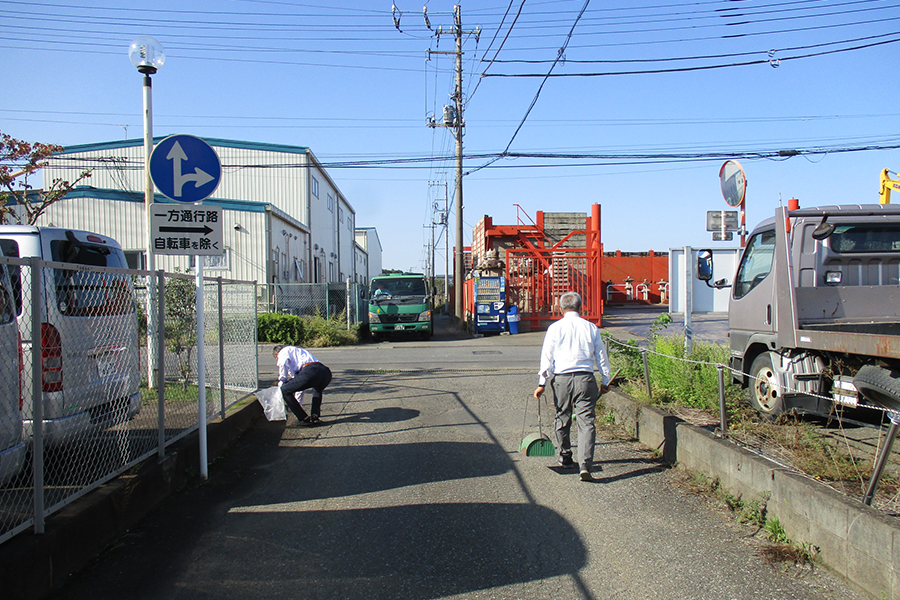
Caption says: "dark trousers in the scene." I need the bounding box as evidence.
[281,363,332,420]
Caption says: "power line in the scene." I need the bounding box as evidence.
[482,35,900,77]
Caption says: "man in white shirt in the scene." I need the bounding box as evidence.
[274,345,333,426]
[533,291,611,481]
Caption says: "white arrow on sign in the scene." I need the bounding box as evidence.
[167,141,215,198]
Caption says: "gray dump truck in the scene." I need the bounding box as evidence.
[699,202,900,420]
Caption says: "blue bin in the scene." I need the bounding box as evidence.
[507,305,519,335]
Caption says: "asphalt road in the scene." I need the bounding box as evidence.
[47,314,863,600]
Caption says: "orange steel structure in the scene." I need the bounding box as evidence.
[471,204,603,330]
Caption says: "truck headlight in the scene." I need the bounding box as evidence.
[418,310,431,322]
[825,271,842,284]
[368,312,381,323]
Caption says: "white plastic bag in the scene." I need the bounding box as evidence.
[256,386,286,421]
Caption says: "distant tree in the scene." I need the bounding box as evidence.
[0,130,91,225]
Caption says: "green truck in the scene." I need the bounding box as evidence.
[368,273,433,340]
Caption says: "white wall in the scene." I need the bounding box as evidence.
[669,246,739,314]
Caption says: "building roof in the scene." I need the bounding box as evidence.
[59,137,311,156]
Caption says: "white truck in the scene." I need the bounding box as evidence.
[699,202,900,420]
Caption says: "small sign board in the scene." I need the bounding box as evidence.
[712,231,734,242]
[706,210,739,231]
[150,203,223,256]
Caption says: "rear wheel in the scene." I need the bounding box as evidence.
[854,365,900,413]
[749,352,785,418]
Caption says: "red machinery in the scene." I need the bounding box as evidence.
[471,204,603,331]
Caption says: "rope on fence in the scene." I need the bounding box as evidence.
[603,335,895,419]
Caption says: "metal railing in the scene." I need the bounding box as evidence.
[0,257,258,545]
[603,333,900,511]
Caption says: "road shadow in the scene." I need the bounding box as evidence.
[49,420,589,600]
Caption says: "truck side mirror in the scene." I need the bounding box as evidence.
[697,249,713,281]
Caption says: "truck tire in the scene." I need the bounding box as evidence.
[853,365,900,413]
[749,352,785,418]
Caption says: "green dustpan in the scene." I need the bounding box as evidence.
[519,431,555,456]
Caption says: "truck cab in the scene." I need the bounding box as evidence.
[367,273,433,341]
[702,203,900,418]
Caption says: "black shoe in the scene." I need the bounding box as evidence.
[304,415,322,427]
[558,455,576,469]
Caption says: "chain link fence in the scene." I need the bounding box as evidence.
[0,258,257,545]
[257,282,368,326]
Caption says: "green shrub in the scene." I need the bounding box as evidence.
[258,312,305,345]
[257,311,359,347]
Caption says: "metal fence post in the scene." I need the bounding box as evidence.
[253,281,259,391]
[324,282,329,319]
[218,277,226,419]
[641,348,652,398]
[717,364,728,437]
[345,279,351,329]
[30,257,44,534]
[157,270,166,459]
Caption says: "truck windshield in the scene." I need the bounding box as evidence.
[831,225,900,253]
[733,230,776,300]
[371,278,427,298]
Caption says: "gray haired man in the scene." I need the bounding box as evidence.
[533,291,611,481]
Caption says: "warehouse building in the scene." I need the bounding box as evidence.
[39,138,380,293]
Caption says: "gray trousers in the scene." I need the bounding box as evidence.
[551,372,599,467]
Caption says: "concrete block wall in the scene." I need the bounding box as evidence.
[604,389,900,600]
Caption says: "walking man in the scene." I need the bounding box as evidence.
[274,344,333,426]
[533,291,611,481]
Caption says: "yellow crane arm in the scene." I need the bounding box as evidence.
[880,168,900,204]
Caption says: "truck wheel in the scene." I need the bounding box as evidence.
[749,353,785,418]
[853,365,900,413]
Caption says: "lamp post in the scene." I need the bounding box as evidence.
[129,36,164,387]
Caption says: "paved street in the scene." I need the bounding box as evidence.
[47,314,863,600]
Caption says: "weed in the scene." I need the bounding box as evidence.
[764,516,790,544]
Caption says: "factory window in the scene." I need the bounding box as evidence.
[327,194,334,212]
[311,177,319,198]
[339,207,344,223]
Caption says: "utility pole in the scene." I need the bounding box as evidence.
[429,178,449,311]
[425,5,479,328]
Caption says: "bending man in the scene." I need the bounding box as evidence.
[274,344,333,426]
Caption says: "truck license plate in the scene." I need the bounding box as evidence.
[394,325,406,331]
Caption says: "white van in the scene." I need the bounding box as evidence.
[0,226,141,447]
[0,248,25,485]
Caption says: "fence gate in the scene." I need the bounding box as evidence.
[505,246,601,329]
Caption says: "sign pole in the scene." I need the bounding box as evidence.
[196,218,207,481]
[149,134,222,483]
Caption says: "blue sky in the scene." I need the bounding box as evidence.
[3,0,900,273]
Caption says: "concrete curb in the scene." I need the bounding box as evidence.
[604,389,900,600]
[0,397,265,600]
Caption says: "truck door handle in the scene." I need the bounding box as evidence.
[766,305,772,325]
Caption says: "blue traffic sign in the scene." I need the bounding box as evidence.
[149,134,222,203]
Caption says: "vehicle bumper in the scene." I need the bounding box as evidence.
[370,322,431,334]
[24,391,143,447]
[0,438,27,486]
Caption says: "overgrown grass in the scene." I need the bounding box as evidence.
[604,313,868,486]
[258,310,359,347]
[605,314,743,413]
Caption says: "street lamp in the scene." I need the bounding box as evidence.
[129,36,164,388]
